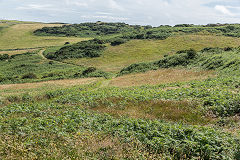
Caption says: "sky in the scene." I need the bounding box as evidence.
[0,0,240,26]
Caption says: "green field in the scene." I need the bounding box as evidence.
[0,21,240,159]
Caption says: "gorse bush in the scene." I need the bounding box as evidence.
[46,40,106,60]
[157,49,197,67]
[110,38,127,46]
[82,67,97,76]
[0,54,9,61]
[119,62,158,76]
[21,73,37,79]
[34,22,240,40]
[34,22,136,37]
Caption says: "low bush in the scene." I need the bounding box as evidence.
[46,40,106,60]
[21,73,37,79]
[82,67,97,76]
[119,62,158,76]
[110,38,127,46]
[0,54,9,61]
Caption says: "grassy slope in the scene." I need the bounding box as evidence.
[110,68,215,87]
[0,51,87,84]
[0,21,240,159]
[0,23,89,50]
[0,78,99,98]
[64,34,240,72]
[0,68,214,98]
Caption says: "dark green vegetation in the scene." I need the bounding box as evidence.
[34,22,136,37]
[0,51,109,84]
[34,22,240,39]
[0,54,9,61]
[0,27,4,33]
[45,39,106,60]
[110,38,128,46]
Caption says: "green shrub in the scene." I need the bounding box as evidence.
[0,54,9,61]
[34,22,135,37]
[48,61,54,65]
[201,47,223,53]
[6,95,21,102]
[82,67,97,76]
[46,40,106,60]
[110,38,127,46]
[22,93,33,102]
[21,73,37,79]
[64,42,70,45]
[119,62,158,76]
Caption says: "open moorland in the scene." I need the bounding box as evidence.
[0,21,240,159]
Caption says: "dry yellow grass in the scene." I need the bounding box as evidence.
[0,78,99,97]
[0,49,38,55]
[110,69,215,87]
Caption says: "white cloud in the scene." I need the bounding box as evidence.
[81,15,128,21]
[2,0,240,25]
[215,5,234,16]
[95,12,112,15]
[108,0,124,11]
[65,0,88,7]
[17,4,53,10]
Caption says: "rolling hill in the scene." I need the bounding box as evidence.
[0,21,240,159]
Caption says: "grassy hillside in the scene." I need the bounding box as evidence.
[63,34,240,72]
[110,69,215,87]
[0,78,99,98]
[0,51,109,84]
[0,57,239,158]
[0,23,89,50]
[1,21,240,159]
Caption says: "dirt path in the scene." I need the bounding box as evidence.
[38,49,47,59]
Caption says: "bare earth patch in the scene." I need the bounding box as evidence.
[110,69,215,87]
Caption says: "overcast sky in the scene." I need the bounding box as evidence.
[0,0,240,26]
